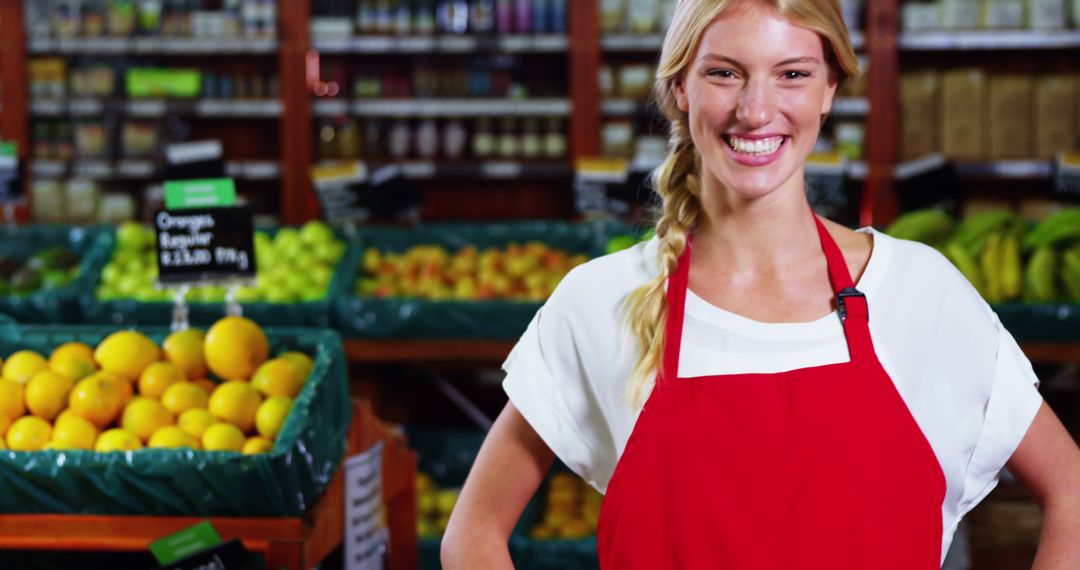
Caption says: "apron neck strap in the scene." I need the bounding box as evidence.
[660,209,873,383]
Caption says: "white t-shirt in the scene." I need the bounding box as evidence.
[502,226,1043,561]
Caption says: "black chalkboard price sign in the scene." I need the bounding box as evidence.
[154,206,256,285]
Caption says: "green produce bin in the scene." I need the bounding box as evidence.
[407,427,599,570]
[993,303,1080,343]
[0,324,351,517]
[79,228,361,329]
[336,220,633,340]
[0,225,105,324]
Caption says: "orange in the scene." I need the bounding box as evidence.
[121,398,175,442]
[277,351,314,377]
[202,422,245,452]
[24,369,74,421]
[0,379,25,420]
[52,413,99,450]
[95,428,143,452]
[250,358,306,398]
[148,425,201,449]
[177,409,217,438]
[207,381,262,433]
[160,382,209,415]
[0,411,12,439]
[163,328,207,380]
[193,378,219,394]
[241,436,273,455]
[2,350,47,385]
[68,373,126,429]
[204,317,268,380]
[48,342,98,382]
[255,396,293,440]
[94,330,161,380]
[138,361,186,399]
[6,416,52,451]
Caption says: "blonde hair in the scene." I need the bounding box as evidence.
[622,0,861,408]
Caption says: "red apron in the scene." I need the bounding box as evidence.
[598,215,946,569]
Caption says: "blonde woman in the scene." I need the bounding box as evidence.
[443,0,1080,567]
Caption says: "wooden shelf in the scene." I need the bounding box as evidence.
[346,339,515,364]
[1019,343,1080,364]
[30,98,283,119]
[313,34,568,54]
[313,98,572,118]
[899,29,1080,51]
[26,36,279,55]
[29,159,281,181]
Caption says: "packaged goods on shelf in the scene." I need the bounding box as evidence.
[940,68,987,160]
[341,0,567,35]
[902,1,943,30]
[600,0,675,34]
[982,0,1026,28]
[899,70,939,160]
[988,75,1033,160]
[941,0,980,29]
[1034,75,1076,159]
[26,0,277,39]
[1028,0,1068,28]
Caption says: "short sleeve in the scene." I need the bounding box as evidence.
[502,305,618,492]
[957,315,1044,515]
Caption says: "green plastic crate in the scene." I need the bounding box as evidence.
[79,227,361,329]
[336,220,633,340]
[0,324,351,517]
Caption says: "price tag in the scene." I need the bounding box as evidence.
[345,441,387,570]
[165,140,226,181]
[1054,152,1080,196]
[165,178,237,209]
[573,157,631,217]
[154,207,256,285]
[312,162,369,225]
[158,539,257,570]
[149,520,221,566]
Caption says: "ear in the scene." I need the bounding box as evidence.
[819,76,838,115]
[673,77,689,113]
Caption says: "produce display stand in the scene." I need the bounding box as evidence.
[0,399,418,570]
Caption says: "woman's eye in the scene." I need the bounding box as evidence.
[707,69,736,79]
[783,70,811,80]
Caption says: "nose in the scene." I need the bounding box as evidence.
[735,79,777,129]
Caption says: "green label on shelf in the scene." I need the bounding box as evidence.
[149,520,222,565]
[0,142,16,157]
[164,178,237,209]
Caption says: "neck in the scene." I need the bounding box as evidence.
[692,172,819,272]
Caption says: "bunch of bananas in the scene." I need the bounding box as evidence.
[886,207,1080,304]
[1021,210,1080,303]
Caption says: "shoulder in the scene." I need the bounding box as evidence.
[543,238,659,325]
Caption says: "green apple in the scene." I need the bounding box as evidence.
[101,262,121,284]
[299,220,335,246]
[314,241,345,264]
[309,264,333,287]
[263,286,296,303]
[232,286,261,302]
[117,221,149,251]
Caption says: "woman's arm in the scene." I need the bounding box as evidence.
[441,401,555,569]
[1006,401,1080,569]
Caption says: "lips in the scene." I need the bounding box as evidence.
[720,134,788,166]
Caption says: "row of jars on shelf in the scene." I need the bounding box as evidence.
[316,116,567,162]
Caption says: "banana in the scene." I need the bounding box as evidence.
[955,209,1018,256]
[1000,233,1022,301]
[1060,247,1080,302]
[980,232,1004,303]
[945,240,986,297]
[1023,247,1058,303]
[885,209,955,246]
[1022,208,1080,251]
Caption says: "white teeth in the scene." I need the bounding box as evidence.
[728,136,782,156]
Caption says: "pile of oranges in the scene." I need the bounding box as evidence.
[0,316,312,454]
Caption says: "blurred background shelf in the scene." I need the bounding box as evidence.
[312,34,569,54]
[27,36,280,55]
[899,29,1080,51]
[30,98,284,119]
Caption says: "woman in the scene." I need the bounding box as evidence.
[443,0,1080,567]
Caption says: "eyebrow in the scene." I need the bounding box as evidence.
[699,54,822,67]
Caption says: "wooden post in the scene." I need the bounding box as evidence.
[279,0,317,224]
[0,1,30,222]
[863,0,900,227]
[568,0,602,159]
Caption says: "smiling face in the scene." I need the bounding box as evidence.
[673,1,837,204]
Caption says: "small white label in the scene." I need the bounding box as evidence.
[166,140,224,165]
